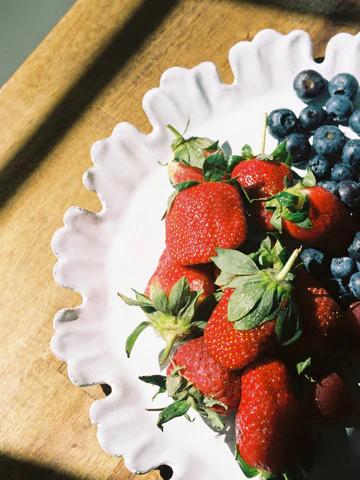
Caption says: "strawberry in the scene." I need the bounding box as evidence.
[167,161,203,184]
[266,172,356,254]
[236,359,305,475]
[140,337,241,431]
[119,253,214,363]
[204,244,302,370]
[289,270,345,357]
[165,182,247,265]
[313,372,353,420]
[204,288,276,370]
[231,158,292,231]
[166,125,215,184]
[145,250,214,302]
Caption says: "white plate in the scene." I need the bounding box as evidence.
[51,30,360,479]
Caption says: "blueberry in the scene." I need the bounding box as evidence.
[331,163,356,182]
[268,109,298,140]
[327,278,355,306]
[349,272,360,299]
[341,139,360,168]
[299,105,327,131]
[318,180,338,194]
[285,132,311,164]
[349,110,360,135]
[313,125,346,157]
[308,155,331,179]
[293,70,326,101]
[325,95,353,124]
[337,180,360,211]
[330,257,356,280]
[300,248,326,277]
[329,73,359,99]
[348,232,360,261]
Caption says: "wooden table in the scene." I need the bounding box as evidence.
[1,1,359,478]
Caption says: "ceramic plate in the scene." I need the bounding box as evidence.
[51,30,360,479]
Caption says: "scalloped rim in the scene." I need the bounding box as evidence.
[51,30,360,479]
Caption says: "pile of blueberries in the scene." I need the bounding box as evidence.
[300,232,360,306]
[268,70,360,214]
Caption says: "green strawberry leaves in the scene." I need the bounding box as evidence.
[212,248,259,276]
[296,357,312,375]
[157,400,191,430]
[212,242,302,344]
[203,151,228,182]
[266,187,312,232]
[140,368,226,432]
[241,144,254,159]
[265,169,316,232]
[271,141,292,167]
[118,277,204,363]
[167,124,214,169]
[125,321,152,357]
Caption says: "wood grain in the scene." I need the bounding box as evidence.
[0,0,359,478]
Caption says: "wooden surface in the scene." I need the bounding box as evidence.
[1,0,360,478]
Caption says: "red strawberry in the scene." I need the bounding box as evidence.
[236,359,304,474]
[204,288,276,370]
[267,183,356,255]
[231,158,292,231]
[145,250,214,302]
[167,337,241,415]
[119,252,215,363]
[313,372,353,420]
[205,246,302,370]
[140,337,241,431]
[167,161,203,184]
[289,270,345,357]
[165,182,247,265]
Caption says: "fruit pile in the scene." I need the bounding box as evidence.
[119,71,360,480]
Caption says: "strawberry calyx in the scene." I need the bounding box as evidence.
[140,366,226,432]
[212,239,302,346]
[236,449,307,480]
[265,169,317,232]
[167,124,215,169]
[118,277,203,364]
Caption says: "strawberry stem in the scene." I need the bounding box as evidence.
[167,124,183,141]
[261,112,268,155]
[275,247,302,282]
[159,333,177,364]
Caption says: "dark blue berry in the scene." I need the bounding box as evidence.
[329,73,359,99]
[337,181,360,211]
[327,278,355,306]
[325,95,353,124]
[318,180,338,194]
[349,272,360,299]
[348,232,360,261]
[330,257,356,280]
[300,248,326,278]
[341,139,360,168]
[293,70,326,101]
[308,155,331,179]
[299,105,327,131]
[313,125,346,157]
[349,110,360,135]
[331,163,356,182]
[285,132,311,164]
[268,109,298,140]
